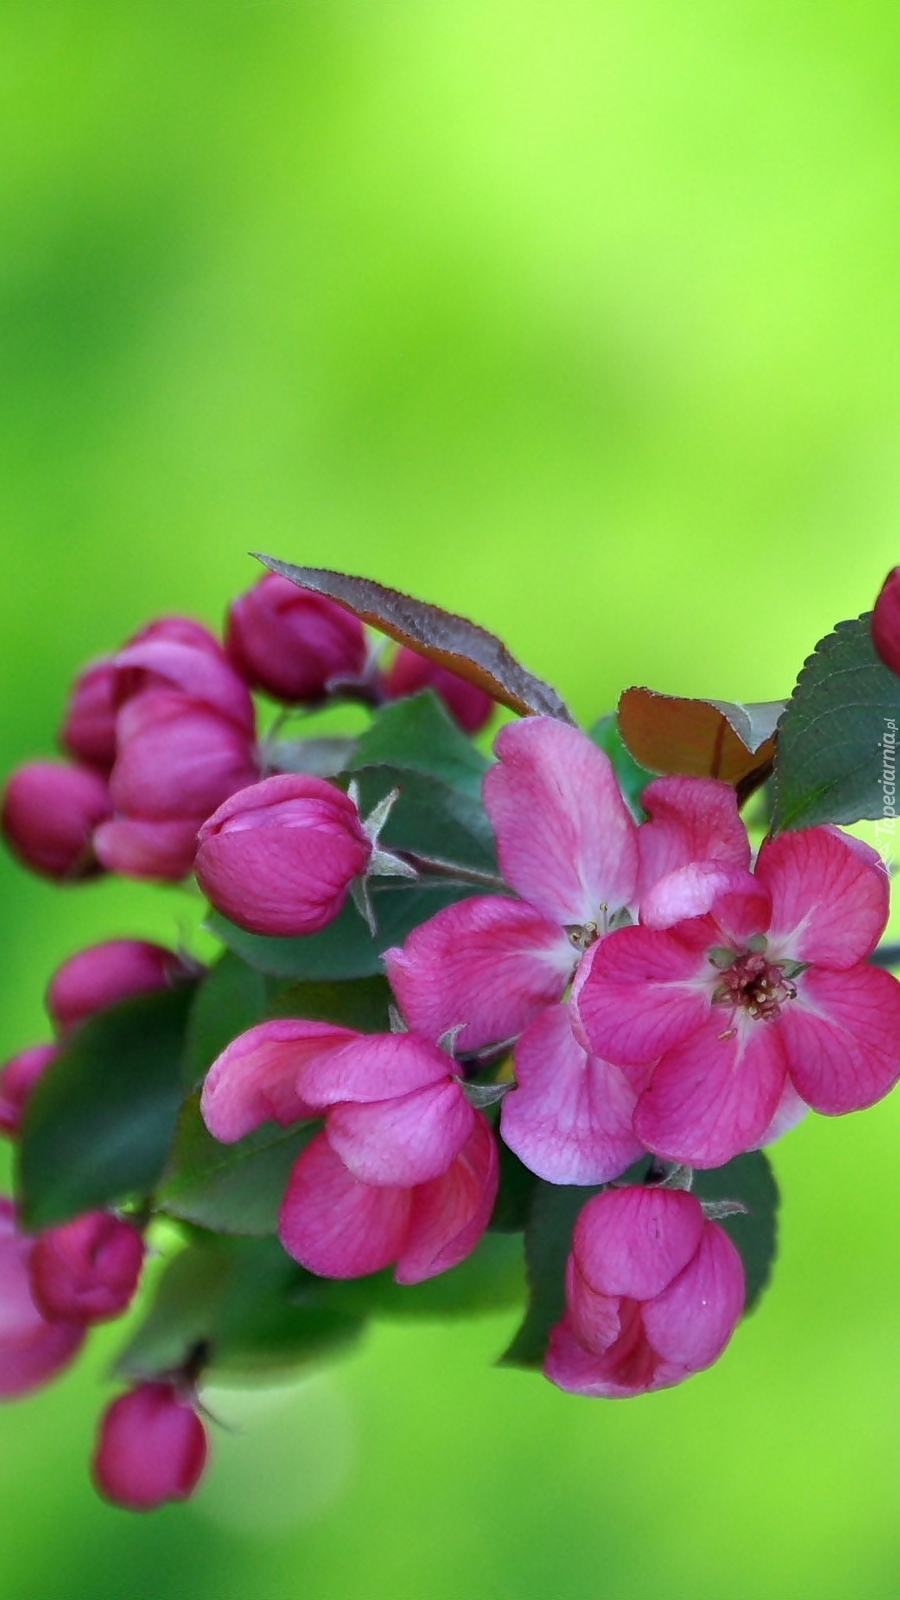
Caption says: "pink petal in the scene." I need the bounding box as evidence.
[326,1080,474,1187]
[299,1032,453,1107]
[640,862,767,938]
[755,827,889,967]
[778,964,900,1114]
[93,817,202,880]
[643,1222,745,1370]
[395,1116,499,1283]
[572,1187,705,1300]
[544,1313,641,1398]
[483,718,639,925]
[501,1004,644,1184]
[573,925,712,1066]
[561,1256,623,1353]
[638,777,750,899]
[752,1075,809,1147]
[0,1200,85,1397]
[114,635,255,732]
[201,1020,356,1141]
[278,1131,411,1277]
[385,895,574,1052]
[633,1015,788,1167]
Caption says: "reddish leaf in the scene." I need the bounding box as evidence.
[255,556,574,723]
[618,688,782,800]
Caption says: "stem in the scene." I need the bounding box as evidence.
[398,852,509,892]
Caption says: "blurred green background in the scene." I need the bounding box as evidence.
[2,3,900,1596]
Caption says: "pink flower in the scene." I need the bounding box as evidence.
[29,1212,145,1324]
[92,1383,208,1511]
[0,1198,85,1398]
[59,656,118,773]
[0,1043,57,1138]
[381,646,494,733]
[576,827,900,1167]
[544,1185,745,1398]
[873,567,900,676]
[46,938,190,1035]
[1,760,111,880]
[226,574,369,703]
[195,774,373,935]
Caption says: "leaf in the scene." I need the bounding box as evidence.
[691,1150,779,1313]
[208,881,481,981]
[345,690,489,799]
[255,556,574,723]
[182,952,269,1088]
[116,1234,364,1385]
[17,986,196,1229]
[618,687,782,802]
[499,1179,603,1367]
[315,1230,525,1321]
[157,1092,318,1236]
[488,1141,539,1233]
[771,613,900,830]
[589,713,656,820]
[351,766,497,874]
[266,735,358,778]
[265,975,394,1033]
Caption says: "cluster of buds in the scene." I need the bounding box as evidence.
[1,560,898,1508]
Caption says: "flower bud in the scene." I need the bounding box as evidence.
[113,616,255,732]
[873,567,900,676]
[382,647,494,733]
[195,774,372,935]
[1,760,110,880]
[0,1043,57,1137]
[92,1383,208,1511]
[30,1212,145,1324]
[226,574,368,702]
[544,1185,745,1398]
[0,1198,84,1397]
[59,656,118,772]
[46,939,189,1035]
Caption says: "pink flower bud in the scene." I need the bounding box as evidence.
[30,1212,145,1324]
[113,616,255,733]
[195,774,372,935]
[59,657,118,772]
[0,1198,84,1398]
[873,567,900,675]
[46,939,189,1035]
[382,647,494,733]
[225,574,368,703]
[1,760,110,880]
[0,1043,57,1137]
[544,1186,745,1398]
[92,1383,208,1511]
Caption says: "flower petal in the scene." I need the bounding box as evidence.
[201,1019,354,1141]
[395,1117,499,1283]
[633,1015,788,1167]
[278,1131,411,1277]
[755,827,889,967]
[326,1079,474,1186]
[573,926,712,1066]
[638,777,750,899]
[778,965,900,1114]
[484,718,639,924]
[572,1187,705,1300]
[643,1222,745,1370]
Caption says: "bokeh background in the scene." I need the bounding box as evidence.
[2,3,900,1597]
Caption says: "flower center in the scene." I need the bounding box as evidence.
[711,949,797,1022]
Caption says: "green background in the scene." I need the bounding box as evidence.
[2,4,900,1597]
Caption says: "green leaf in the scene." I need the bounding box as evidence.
[182,952,269,1087]
[17,986,196,1229]
[499,1180,601,1367]
[488,1141,539,1233]
[208,881,480,980]
[316,1230,525,1320]
[265,975,393,1032]
[157,1092,317,1236]
[772,613,900,830]
[345,690,488,798]
[116,1233,365,1385]
[692,1150,779,1313]
[351,765,497,874]
[589,713,656,819]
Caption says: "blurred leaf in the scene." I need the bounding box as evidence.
[692,1150,779,1313]
[345,690,489,798]
[267,734,358,777]
[772,613,900,830]
[316,1230,525,1320]
[17,986,196,1229]
[256,556,574,722]
[116,1233,364,1384]
[208,881,480,980]
[589,713,656,819]
[499,1179,598,1368]
[158,1091,317,1237]
[265,974,393,1032]
[351,765,497,874]
[182,952,269,1088]
[618,687,781,801]
[488,1141,539,1233]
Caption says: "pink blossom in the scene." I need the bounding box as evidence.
[0,1198,84,1398]
[200,1018,359,1140]
[544,1185,745,1398]
[576,827,900,1167]
[382,646,494,733]
[873,567,900,676]
[0,1043,57,1138]
[195,774,373,935]
[92,1383,208,1510]
[226,574,368,703]
[111,615,255,733]
[1,760,111,880]
[30,1212,145,1324]
[59,656,118,772]
[46,939,190,1035]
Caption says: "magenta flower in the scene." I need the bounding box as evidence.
[381,646,494,733]
[873,567,900,676]
[92,1383,208,1511]
[0,1198,85,1398]
[544,1185,745,1398]
[195,774,375,936]
[226,573,369,703]
[46,938,190,1035]
[59,656,118,773]
[576,827,900,1167]
[30,1212,145,1325]
[0,1043,57,1138]
[1,760,111,881]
